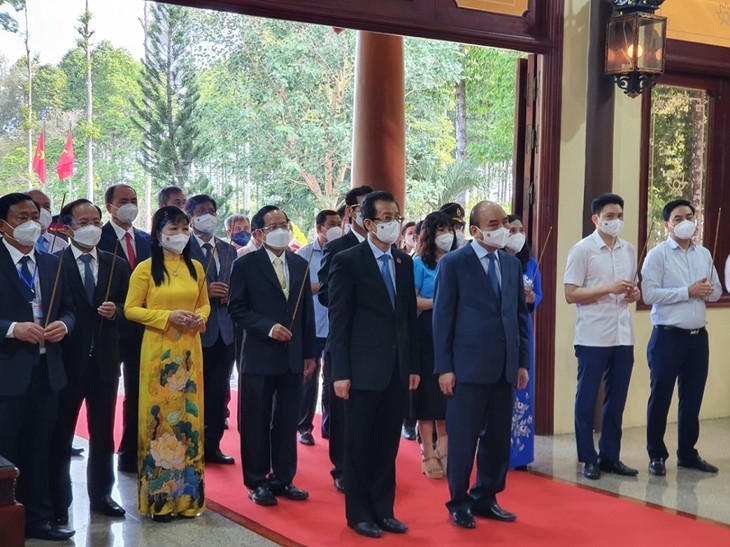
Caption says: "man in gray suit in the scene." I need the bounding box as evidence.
[433,201,529,530]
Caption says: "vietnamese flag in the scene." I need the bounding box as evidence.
[56,132,74,180]
[32,131,46,183]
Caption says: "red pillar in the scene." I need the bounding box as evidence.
[351,32,406,211]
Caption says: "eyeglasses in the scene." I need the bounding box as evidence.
[373,216,404,224]
[261,222,290,233]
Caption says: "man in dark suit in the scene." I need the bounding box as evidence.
[328,190,420,539]
[49,198,130,525]
[228,205,316,507]
[185,194,238,465]
[0,193,76,541]
[317,185,372,493]
[97,183,152,473]
[433,201,530,530]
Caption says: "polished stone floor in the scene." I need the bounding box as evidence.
[26,417,730,545]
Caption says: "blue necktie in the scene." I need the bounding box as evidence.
[486,253,501,303]
[19,255,35,300]
[202,242,218,281]
[79,254,95,304]
[36,236,48,254]
[380,254,396,309]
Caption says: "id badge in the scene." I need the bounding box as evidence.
[32,300,44,324]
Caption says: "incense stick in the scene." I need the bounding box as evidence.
[290,243,317,331]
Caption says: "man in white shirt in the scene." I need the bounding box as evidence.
[641,199,721,476]
[564,193,640,480]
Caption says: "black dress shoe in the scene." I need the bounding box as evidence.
[71,446,84,457]
[151,513,173,523]
[334,476,345,493]
[248,485,277,506]
[377,517,408,533]
[598,459,639,476]
[583,462,600,480]
[91,495,126,517]
[472,501,516,522]
[401,425,417,441]
[26,521,76,541]
[449,509,476,529]
[648,457,666,476]
[321,429,330,440]
[299,431,315,446]
[205,449,235,465]
[271,483,309,501]
[678,457,719,473]
[349,521,382,538]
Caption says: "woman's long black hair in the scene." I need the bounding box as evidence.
[419,211,455,270]
[150,206,197,287]
[507,214,533,274]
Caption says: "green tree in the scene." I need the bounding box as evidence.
[0,0,24,34]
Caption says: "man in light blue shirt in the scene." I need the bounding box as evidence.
[295,209,342,446]
[641,199,721,477]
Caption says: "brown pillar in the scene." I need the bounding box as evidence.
[351,31,406,210]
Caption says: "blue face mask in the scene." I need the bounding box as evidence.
[231,230,251,246]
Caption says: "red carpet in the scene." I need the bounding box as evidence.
[76,395,730,546]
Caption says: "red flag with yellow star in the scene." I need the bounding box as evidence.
[32,131,46,183]
[56,132,74,180]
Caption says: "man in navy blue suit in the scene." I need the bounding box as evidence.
[185,194,238,465]
[97,183,152,473]
[433,201,529,530]
[0,192,76,541]
[228,205,316,507]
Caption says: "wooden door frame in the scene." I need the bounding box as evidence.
[159,0,564,434]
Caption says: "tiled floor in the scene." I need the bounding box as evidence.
[26,417,730,546]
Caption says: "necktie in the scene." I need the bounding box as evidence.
[36,236,49,253]
[380,254,396,309]
[19,255,35,300]
[202,242,218,281]
[486,253,501,303]
[273,256,289,298]
[124,232,136,269]
[79,254,95,304]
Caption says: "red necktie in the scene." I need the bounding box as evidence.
[124,232,136,269]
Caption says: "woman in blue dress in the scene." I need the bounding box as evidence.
[413,211,457,479]
[505,214,542,469]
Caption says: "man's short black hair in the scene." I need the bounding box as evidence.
[185,194,217,216]
[315,209,339,228]
[662,199,695,221]
[401,221,416,236]
[104,184,135,205]
[591,193,624,216]
[251,205,289,231]
[336,204,346,218]
[360,191,397,222]
[0,193,39,221]
[60,198,102,225]
[344,185,373,206]
[157,186,185,208]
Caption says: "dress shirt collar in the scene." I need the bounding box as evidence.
[265,246,287,265]
[367,237,393,262]
[70,243,98,262]
[666,235,696,252]
[110,220,134,242]
[590,230,624,251]
[353,229,366,243]
[470,238,500,263]
[193,232,216,249]
[3,237,36,265]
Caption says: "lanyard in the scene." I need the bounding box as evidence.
[18,261,38,297]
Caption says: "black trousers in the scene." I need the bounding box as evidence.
[117,334,142,468]
[298,337,326,433]
[203,334,236,453]
[239,370,302,488]
[445,380,513,513]
[49,361,119,514]
[0,357,58,530]
[323,348,345,479]
[343,373,406,525]
[647,327,709,461]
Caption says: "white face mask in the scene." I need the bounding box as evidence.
[354,211,365,229]
[404,234,415,248]
[325,226,343,242]
[673,219,696,240]
[600,219,624,237]
[39,207,53,231]
[372,220,401,245]
[72,225,102,248]
[265,228,291,249]
[194,213,217,235]
[455,230,466,247]
[476,226,509,249]
[505,232,526,253]
[114,203,138,224]
[159,233,190,255]
[7,219,41,247]
[435,232,455,252]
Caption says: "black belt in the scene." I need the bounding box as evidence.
[654,325,706,336]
